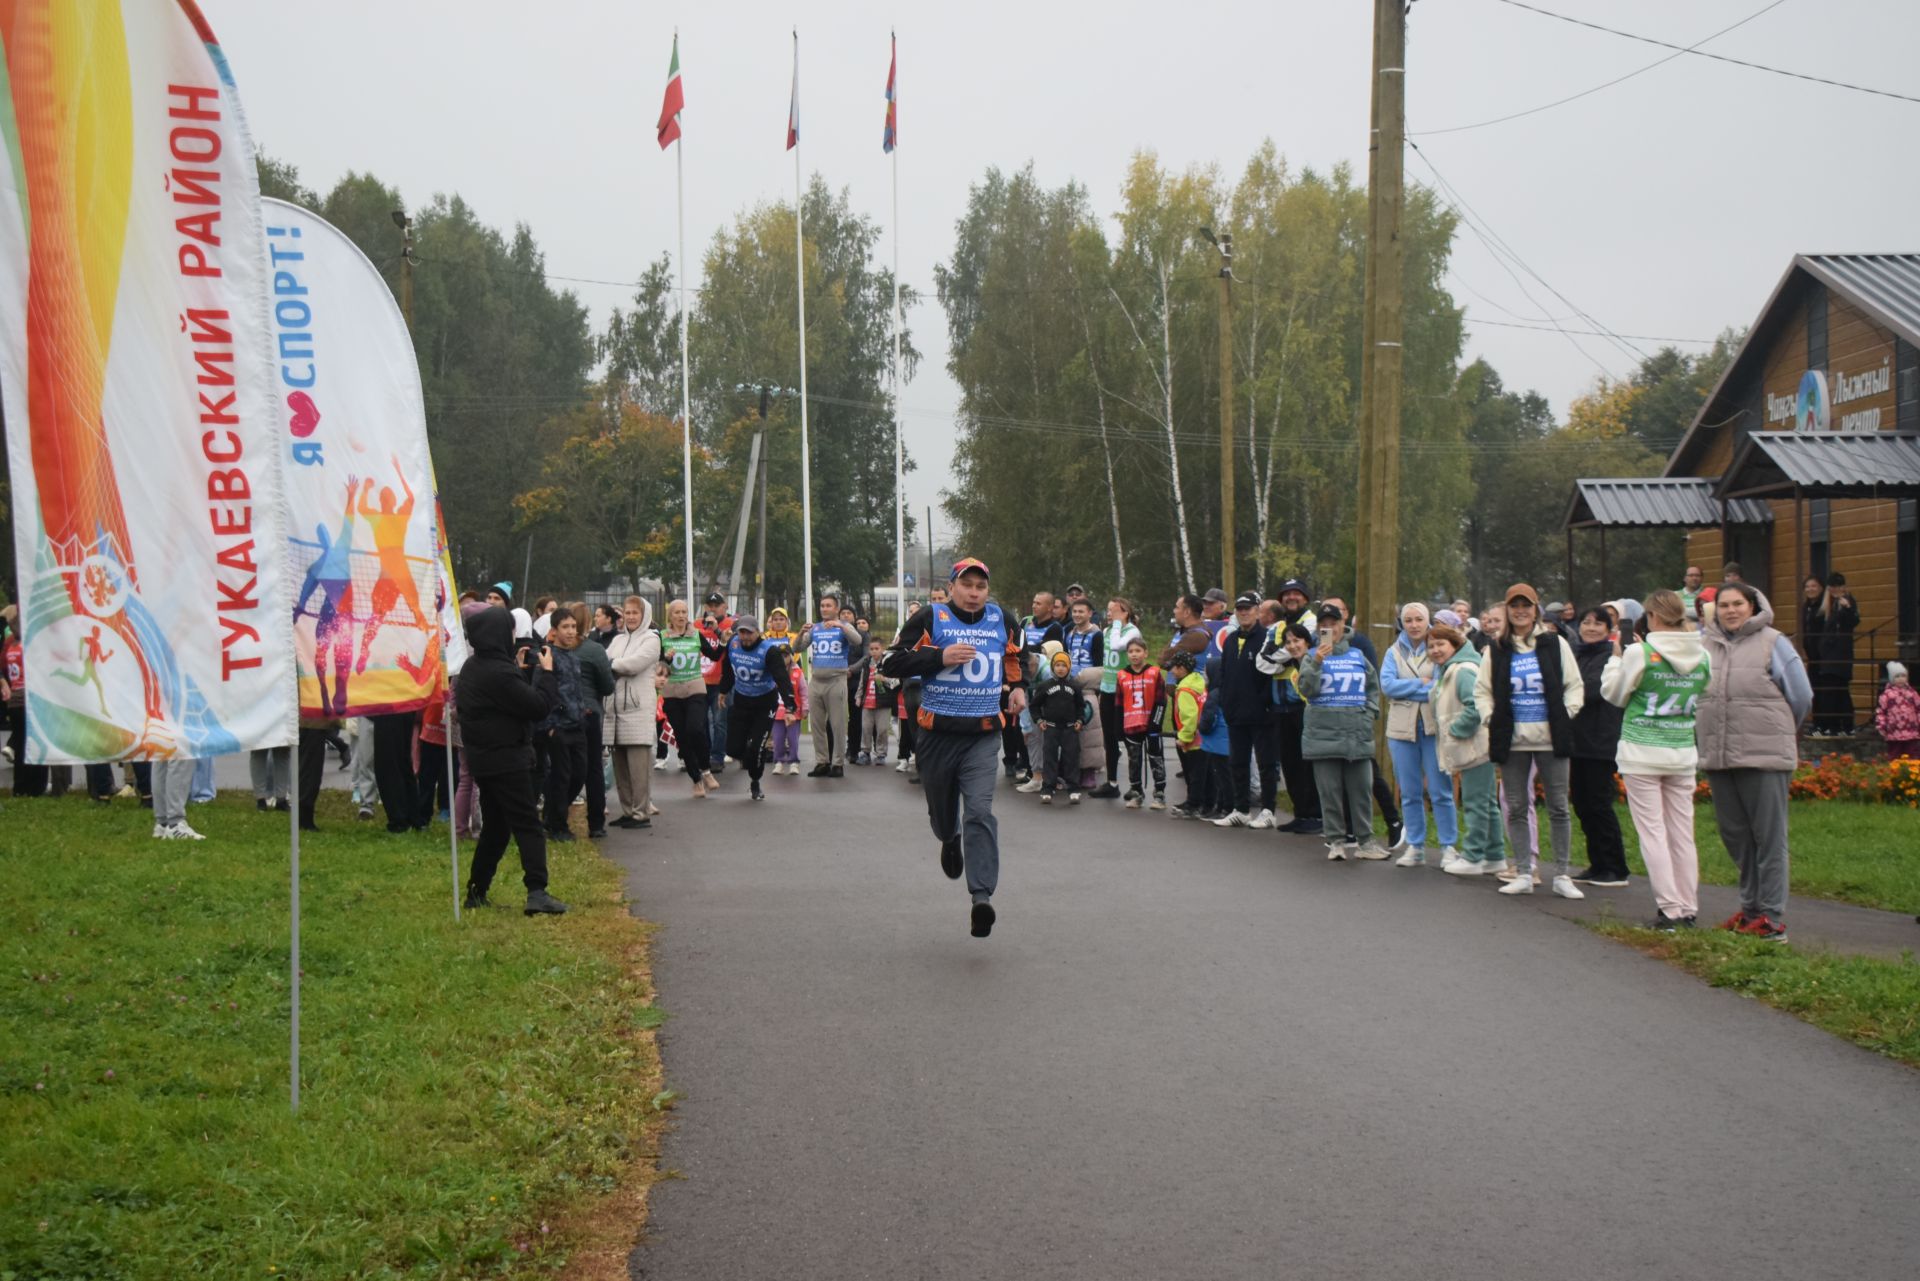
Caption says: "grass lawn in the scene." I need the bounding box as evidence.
[1593,923,1920,1069]
[0,790,659,1280]
[1598,798,1919,917]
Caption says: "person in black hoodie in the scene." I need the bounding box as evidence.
[716,615,798,801]
[1568,606,1629,887]
[459,605,568,915]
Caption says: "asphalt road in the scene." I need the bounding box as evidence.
[609,757,1920,1279]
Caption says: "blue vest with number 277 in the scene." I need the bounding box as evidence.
[1312,647,1370,709]
[923,603,1009,720]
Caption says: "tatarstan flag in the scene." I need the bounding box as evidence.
[883,35,897,153]
[786,37,800,150]
[657,34,684,149]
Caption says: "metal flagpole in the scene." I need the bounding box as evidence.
[677,61,696,610]
[793,29,814,605]
[289,731,301,1111]
[890,32,905,631]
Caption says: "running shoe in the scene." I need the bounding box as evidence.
[1498,875,1535,895]
[750,779,764,801]
[1737,913,1787,942]
[157,821,206,841]
[524,890,569,916]
[1068,792,1082,804]
[807,764,830,778]
[1394,846,1425,868]
[1551,875,1585,900]
[1718,910,1749,931]
[1386,818,1406,850]
[1089,783,1120,800]
[1325,842,1348,861]
[1148,794,1166,811]
[829,765,845,778]
[856,752,871,766]
[1482,859,1510,876]
[1585,874,1631,888]
[1212,810,1249,828]
[1443,859,1484,877]
[1248,809,1276,829]
[939,837,963,880]
[1649,913,1681,932]
[895,759,910,774]
[1168,805,1198,820]
[1040,792,1054,805]
[1352,842,1390,860]
[1016,777,1045,794]
[970,900,996,938]
[1124,791,1142,809]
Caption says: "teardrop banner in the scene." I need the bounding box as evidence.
[0,0,295,763]
[262,198,468,717]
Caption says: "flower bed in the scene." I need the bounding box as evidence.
[1609,756,1920,806]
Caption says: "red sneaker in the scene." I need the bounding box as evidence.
[1737,913,1788,942]
[1717,910,1748,931]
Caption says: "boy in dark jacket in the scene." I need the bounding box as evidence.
[1030,649,1083,802]
[460,605,568,915]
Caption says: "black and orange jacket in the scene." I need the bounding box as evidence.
[880,602,1026,736]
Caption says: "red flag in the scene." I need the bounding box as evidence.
[882,36,896,153]
[657,35,684,150]
[786,37,800,150]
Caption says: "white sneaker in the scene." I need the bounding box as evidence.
[895,759,910,773]
[1483,858,1511,876]
[1498,874,1536,895]
[1016,778,1045,794]
[1551,875,1586,900]
[1444,858,1484,876]
[1213,810,1250,828]
[653,757,669,771]
[1068,792,1082,804]
[1248,809,1276,830]
[1148,794,1166,811]
[1353,841,1390,860]
[156,821,205,841]
[1394,846,1425,867]
[1326,842,1348,861]
[1440,845,1461,862]
[152,822,170,839]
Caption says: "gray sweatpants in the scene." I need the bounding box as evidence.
[809,673,850,766]
[862,708,892,758]
[1312,757,1373,845]
[1501,750,1571,878]
[1704,768,1791,921]
[349,717,379,805]
[915,730,1002,902]
[249,747,291,802]
[153,758,195,827]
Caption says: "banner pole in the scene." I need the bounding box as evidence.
[677,122,695,609]
[446,727,461,921]
[890,33,904,631]
[794,29,813,606]
[289,732,302,1112]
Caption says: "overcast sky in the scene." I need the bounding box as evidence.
[213,0,1920,526]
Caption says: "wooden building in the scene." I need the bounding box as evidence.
[1575,254,1920,716]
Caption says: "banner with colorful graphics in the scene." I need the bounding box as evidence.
[261,199,464,716]
[0,0,294,763]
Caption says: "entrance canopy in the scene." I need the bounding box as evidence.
[1719,431,1920,500]
[1565,477,1773,531]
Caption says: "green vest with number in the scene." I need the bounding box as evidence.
[662,632,703,683]
[1619,644,1710,750]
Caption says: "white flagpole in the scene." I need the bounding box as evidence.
[289,732,301,1111]
[794,29,814,608]
[446,727,460,917]
[677,43,696,608]
[890,34,905,631]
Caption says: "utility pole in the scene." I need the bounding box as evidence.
[1356,0,1407,781]
[1357,0,1405,653]
[754,386,770,620]
[1200,227,1236,600]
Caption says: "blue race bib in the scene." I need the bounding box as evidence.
[923,603,1008,720]
[730,638,776,698]
[1509,650,1548,723]
[809,627,849,670]
[1313,649,1368,708]
[1066,629,1097,677]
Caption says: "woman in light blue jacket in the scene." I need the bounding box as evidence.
[1379,602,1459,866]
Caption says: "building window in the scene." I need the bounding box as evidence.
[1809,498,1831,582]
[1807,283,1829,372]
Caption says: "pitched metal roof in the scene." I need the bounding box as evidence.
[1665,253,1920,478]
[1719,431,1920,498]
[1799,254,1920,346]
[1565,477,1773,530]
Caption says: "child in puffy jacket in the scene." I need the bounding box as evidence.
[1031,650,1084,802]
[1877,661,1919,759]
[769,652,807,776]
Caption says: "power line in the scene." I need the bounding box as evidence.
[1468,316,1718,344]
[1489,0,1920,106]
[1415,0,1791,136]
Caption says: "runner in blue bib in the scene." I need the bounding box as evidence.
[880,558,1028,938]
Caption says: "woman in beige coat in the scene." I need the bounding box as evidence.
[604,596,662,828]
